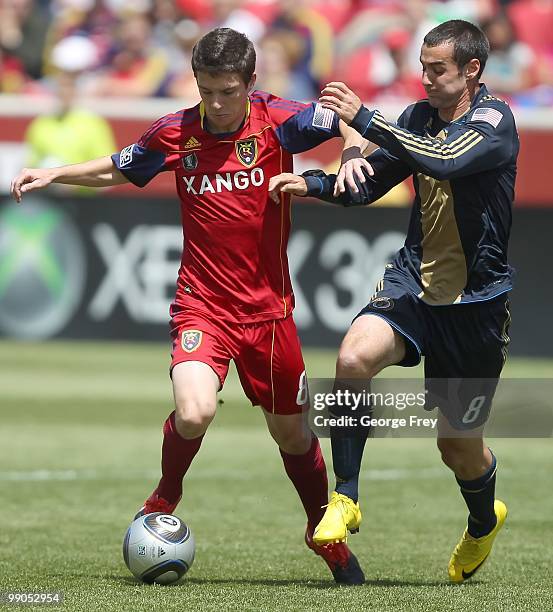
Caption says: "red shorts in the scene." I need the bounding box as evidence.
[170,310,307,415]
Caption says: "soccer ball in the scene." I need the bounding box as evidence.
[123,513,195,584]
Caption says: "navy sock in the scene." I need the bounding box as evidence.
[332,435,368,502]
[330,382,371,503]
[456,451,498,538]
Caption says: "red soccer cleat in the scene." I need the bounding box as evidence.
[305,526,365,585]
[134,489,181,520]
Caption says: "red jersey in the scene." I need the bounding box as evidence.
[113,92,339,323]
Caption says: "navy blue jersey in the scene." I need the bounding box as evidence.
[304,85,518,305]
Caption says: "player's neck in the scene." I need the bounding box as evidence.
[205,113,246,135]
[438,83,480,123]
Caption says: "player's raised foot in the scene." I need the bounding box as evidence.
[305,527,365,585]
[134,489,181,520]
[448,500,508,583]
[313,491,362,545]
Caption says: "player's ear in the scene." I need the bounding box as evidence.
[465,59,480,81]
[247,74,257,92]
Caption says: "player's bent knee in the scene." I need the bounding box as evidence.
[174,399,216,438]
[336,345,381,379]
[270,423,311,454]
[277,431,312,455]
[174,412,213,439]
[264,412,311,454]
[336,315,406,379]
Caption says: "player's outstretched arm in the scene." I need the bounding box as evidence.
[11,155,129,203]
[321,81,516,180]
[271,145,412,207]
[269,169,366,206]
[268,173,308,203]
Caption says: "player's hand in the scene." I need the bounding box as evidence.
[334,158,375,196]
[11,168,54,203]
[320,82,363,125]
[268,173,307,203]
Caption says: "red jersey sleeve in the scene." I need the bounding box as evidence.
[111,109,190,187]
[250,90,341,153]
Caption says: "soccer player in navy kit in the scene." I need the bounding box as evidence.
[11,28,367,585]
[270,20,517,583]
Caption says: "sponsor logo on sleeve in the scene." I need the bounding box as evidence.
[119,144,135,167]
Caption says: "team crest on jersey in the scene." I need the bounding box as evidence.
[181,330,202,353]
[182,153,198,171]
[235,138,257,167]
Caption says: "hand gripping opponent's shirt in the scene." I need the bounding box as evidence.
[112,93,339,322]
[304,84,518,305]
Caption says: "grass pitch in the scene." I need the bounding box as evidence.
[0,340,552,611]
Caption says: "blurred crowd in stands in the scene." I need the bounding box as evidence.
[1,0,553,107]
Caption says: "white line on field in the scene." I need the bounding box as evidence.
[0,467,447,482]
[0,469,160,481]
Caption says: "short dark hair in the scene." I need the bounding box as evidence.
[423,19,490,78]
[191,28,256,85]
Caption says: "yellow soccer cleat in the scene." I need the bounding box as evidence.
[313,491,362,545]
[448,499,508,583]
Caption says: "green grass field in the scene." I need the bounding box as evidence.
[0,340,552,611]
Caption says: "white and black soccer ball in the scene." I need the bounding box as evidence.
[123,513,195,584]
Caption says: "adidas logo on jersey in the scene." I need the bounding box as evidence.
[184,136,201,149]
[182,168,265,195]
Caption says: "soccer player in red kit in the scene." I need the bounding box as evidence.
[11,28,366,584]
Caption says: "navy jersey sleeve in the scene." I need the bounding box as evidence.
[275,102,340,153]
[111,143,167,187]
[303,147,411,207]
[349,99,517,181]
